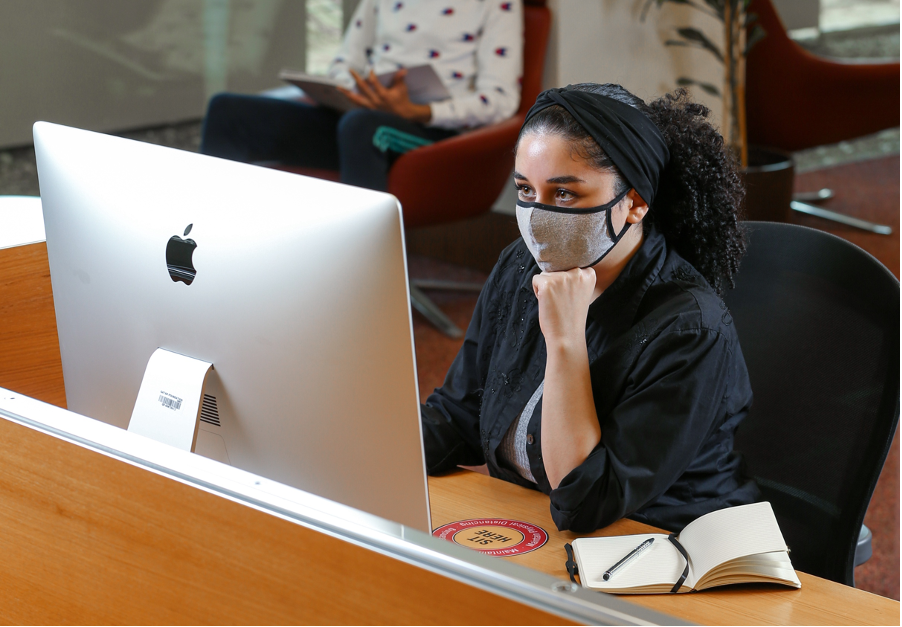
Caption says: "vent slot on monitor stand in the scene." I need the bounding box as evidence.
[199,394,221,427]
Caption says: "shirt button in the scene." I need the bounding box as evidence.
[526,434,535,445]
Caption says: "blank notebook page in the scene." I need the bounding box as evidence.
[678,502,789,586]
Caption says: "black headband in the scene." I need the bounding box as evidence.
[523,87,670,207]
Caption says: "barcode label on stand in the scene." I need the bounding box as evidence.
[158,393,183,411]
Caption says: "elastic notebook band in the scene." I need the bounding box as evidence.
[667,533,690,593]
[564,543,579,584]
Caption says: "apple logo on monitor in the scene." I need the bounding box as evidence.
[166,224,197,285]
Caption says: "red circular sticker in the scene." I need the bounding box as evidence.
[432,518,548,556]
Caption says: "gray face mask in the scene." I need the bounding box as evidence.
[516,188,631,272]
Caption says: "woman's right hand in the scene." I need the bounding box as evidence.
[532,267,597,348]
[533,266,601,489]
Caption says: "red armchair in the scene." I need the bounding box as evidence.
[746,0,900,153]
[745,0,898,234]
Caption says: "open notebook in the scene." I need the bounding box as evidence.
[569,502,801,594]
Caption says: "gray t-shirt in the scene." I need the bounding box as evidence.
[498,380,544,483]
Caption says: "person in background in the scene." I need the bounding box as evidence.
[200,0,523,191]
[421,83,760,534]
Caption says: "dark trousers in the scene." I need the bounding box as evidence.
[200,93,456,191]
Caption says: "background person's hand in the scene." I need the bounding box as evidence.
[532,267,597,348]
[338,69,431,123]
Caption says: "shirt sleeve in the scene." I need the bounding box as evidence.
[420,290,492,473]
[327,0,377,88]
[420,252,517,473]
[428,1,524,129]
[547,327,736,533]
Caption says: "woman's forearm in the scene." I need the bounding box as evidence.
[541,337,602,489]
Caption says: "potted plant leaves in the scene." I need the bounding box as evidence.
[642,0,794,222]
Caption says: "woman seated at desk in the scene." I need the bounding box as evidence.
[420,83,759,533]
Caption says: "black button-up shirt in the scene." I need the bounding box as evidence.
[420,226,760,533]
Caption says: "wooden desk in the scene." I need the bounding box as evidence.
[2,241,899,625]
[429,470,901,626]
[0,242,65,407]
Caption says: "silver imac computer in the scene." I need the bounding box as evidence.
[33,122,431,532]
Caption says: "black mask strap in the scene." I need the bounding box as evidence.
[580,212,633,269]
[588,188,636,267]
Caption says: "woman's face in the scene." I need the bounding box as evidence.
[514,133,623,215]
[514,132,643,274]
[514,132,629,229]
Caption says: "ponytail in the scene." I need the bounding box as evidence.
[645,89,746,294]
[518,84,746,294]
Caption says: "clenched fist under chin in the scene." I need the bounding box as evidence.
[532,266,597,348]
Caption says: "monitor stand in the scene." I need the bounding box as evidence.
[127,348,213,452]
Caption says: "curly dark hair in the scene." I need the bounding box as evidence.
[517,83,746,295]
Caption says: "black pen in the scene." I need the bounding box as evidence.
[602,538,655,581]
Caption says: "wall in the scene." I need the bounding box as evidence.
[544,0,721,114]
[0,0,306,148]
[493,0,724,214]
[772,0,820,30]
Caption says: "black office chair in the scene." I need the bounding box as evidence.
[725,222,900,587]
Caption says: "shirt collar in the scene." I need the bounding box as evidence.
[587,223,667,334]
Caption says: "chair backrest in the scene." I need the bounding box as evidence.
[724,222,900,586]
[519,0,552,117]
